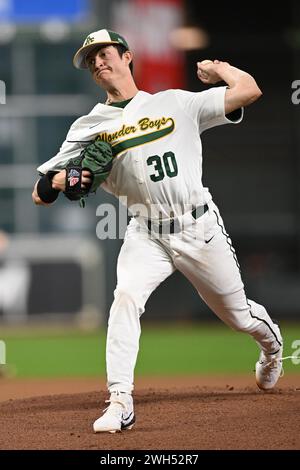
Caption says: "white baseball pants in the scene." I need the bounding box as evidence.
[106,200,282,394]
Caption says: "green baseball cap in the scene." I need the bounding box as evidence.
[73,29,130,69]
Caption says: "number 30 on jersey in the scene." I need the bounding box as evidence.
[147,152,178,182]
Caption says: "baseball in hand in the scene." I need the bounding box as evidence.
[197,60,213,80]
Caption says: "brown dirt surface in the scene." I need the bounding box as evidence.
[0,375,300,450]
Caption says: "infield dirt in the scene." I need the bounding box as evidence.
[0,375,299,450]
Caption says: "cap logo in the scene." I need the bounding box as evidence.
[84,35,95,46]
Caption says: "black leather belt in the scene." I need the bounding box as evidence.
[147,204,208,234]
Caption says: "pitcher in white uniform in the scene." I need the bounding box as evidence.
[32,29,283,433]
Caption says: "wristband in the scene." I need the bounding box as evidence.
[36,172,60,203]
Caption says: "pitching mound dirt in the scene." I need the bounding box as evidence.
[0,380,300,450]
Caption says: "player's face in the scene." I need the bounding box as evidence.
[86,46,131,88]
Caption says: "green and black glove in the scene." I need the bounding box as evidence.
[63,140,113,205]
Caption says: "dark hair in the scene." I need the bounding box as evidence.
[114,44,134,75]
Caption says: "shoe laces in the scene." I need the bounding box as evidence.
[260,355,299,378]
[102,397,126,417]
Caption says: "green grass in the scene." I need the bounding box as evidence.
[1,324,300,378]
[2,329,106,378]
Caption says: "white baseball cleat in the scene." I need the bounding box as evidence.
[255,346,283,391]
[93,391,135,433]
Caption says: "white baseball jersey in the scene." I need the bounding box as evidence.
[37,85,284,398]
[37,87,243,219]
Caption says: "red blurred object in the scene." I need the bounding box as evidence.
[130,0,185,92]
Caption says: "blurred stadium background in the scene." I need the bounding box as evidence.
[0,0,300,379]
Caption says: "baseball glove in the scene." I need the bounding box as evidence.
[63,139,113,206]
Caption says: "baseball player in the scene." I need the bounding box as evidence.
[32,29,283,433]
